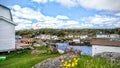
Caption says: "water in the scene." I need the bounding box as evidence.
[57,43,92,55]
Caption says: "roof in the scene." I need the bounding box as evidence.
[0,16,16,25]
[91,38,120,46]
[21,38,35,42]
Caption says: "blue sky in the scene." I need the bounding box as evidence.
[0,0,120,30]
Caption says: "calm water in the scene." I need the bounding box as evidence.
[57,43,92,55]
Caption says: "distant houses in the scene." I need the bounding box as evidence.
[35,35,58,40]
[91,38,120,56]
[16,38,35,47]
[0,5,16,52]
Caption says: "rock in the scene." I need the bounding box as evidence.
[29,46,35,50]
[95,52,120,60]
[49,43,58,53]
[33,58,62,68]
[32,54,76,68]
[31,50,47,54]
[64,46,81,55]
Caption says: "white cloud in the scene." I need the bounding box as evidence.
[12,5,87,30]
[55,0,78,7]
[12,5,119,30]
[81,15,120,27]
[32,0,48,3]
[79,0,120,11]
[31,0,120,11]
[56,15,69,19]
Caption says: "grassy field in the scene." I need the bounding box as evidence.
[0,46,120,68]
[0,46,60,68]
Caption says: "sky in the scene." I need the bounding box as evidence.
[0,0,120,30]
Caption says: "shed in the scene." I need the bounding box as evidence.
[0,5,16,52]
[91,38,120,56]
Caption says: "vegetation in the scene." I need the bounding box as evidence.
[16,28,120,38]
[0,46,120,68]
[77,55,120,68]
[0,46,60,68]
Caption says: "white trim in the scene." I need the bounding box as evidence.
[0,16,16,25]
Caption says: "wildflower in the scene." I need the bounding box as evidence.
[72,63,75,67]
[61,59,64,62]
[68,59,71,62]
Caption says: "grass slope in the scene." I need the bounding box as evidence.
[0,46,60,68]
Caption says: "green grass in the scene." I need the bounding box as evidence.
[76,55,120,68]
[33,45,48,50]
[0,46,60,68]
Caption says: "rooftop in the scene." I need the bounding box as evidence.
[91,38,120,46]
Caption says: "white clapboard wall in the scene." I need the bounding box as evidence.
[0,5,16,52]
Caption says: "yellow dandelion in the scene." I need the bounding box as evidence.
[61,59,64,62]
[68,59,72,62]
[72,63,75,67]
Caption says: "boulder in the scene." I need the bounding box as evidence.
[33,54,76,68]
[29,46,35,50]
[95,52,120,60]
[49,43,58,53]
[64,46,81,55]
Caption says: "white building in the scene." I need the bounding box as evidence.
[0,5,16,52]
[96,34,109,38]
[73,39,80,43]
[80,35,88,39]
[91,39,120,56]
[110,34,120,39]
[67,34,74,38]
[35,35,58,40]
[51,35,58,40]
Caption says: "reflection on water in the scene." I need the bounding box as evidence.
[57,43,92,55]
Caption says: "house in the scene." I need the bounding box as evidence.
[0,5,16,52]
[110,34,120,39]
[67,34,74,38]
[80,35,88,39]
[16,38,35,46]
[72,38,80,43]
[96,32,109,38]
[51,35,58,40]
[91,38,120,56]
[35,35,51,39]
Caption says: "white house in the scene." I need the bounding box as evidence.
[110,34,120,39]
[80,35,88,39]
[96,33,109,38]
[73,38,80,43]
[51,35,58,40]
[67,34,74,38]
[91,39,120,56]
[35,35,58,40]
[0,5,16,52]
